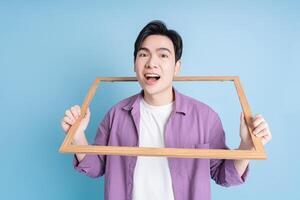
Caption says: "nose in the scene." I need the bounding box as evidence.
[146,55,158,69]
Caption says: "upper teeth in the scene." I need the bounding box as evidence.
[145,73,160,78]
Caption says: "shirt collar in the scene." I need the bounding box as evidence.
[122,87,187,115]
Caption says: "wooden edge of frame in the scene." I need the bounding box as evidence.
[60,146,267,160]
[59,76,267,160]
[233,77,266,155]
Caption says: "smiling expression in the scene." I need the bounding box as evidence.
[134,35,181,96]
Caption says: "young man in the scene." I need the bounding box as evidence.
[61,20,272,200]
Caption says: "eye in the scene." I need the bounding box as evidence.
[161,53,169,58]
[138,53,148,57]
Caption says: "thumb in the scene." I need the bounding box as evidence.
[81,107,90,120]
[85,107,90,118]
[240,112,246,125]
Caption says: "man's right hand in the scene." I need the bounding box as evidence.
[61,105,90,162]
[61,105,91,141]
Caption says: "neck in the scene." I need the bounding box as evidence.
[143,86,174,106]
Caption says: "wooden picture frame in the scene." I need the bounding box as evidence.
[59,76,267,160]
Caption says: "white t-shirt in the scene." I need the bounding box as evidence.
[132,98,175,200]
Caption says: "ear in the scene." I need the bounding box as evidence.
[174,60,181,76]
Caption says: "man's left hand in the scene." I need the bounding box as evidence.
[239,112,272,149]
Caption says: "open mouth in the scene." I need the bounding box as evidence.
[144,73,161,85]
[144,73,161,81]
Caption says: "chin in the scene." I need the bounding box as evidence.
[142,86,158,95]
[143,85,170,96]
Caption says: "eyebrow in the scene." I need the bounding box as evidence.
[138,47,172,54]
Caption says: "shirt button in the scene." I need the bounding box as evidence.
[128,183,132,187]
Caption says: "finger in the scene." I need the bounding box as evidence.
[261,131,272,145]
[254,114,263,119]
[256,129,269,138]
[71,106,79,119]
[65,110,75,122]
[74,105,81,116]
[61,118,70,127]
[63,116,74,125]
[253,122,268,135]
[261,137,267,145]
[86,107,90,117]
[264,133,272,141]
[81,107,90,120]
[253,116,265,127]
[61,120,70,130]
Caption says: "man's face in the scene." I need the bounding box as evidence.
[134,35,180,96]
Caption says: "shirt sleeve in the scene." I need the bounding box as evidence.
[208,110,249,187]
[72,111,111,178]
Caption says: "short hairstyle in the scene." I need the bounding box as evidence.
[134,20,183,62]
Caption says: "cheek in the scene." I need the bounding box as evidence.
[164,64,176,75]
[135,59,144,70]
[134,66,143,78]
[161,71,174,83]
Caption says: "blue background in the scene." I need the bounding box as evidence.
[1,0,299,199]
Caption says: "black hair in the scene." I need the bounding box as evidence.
[134,20,183,62]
